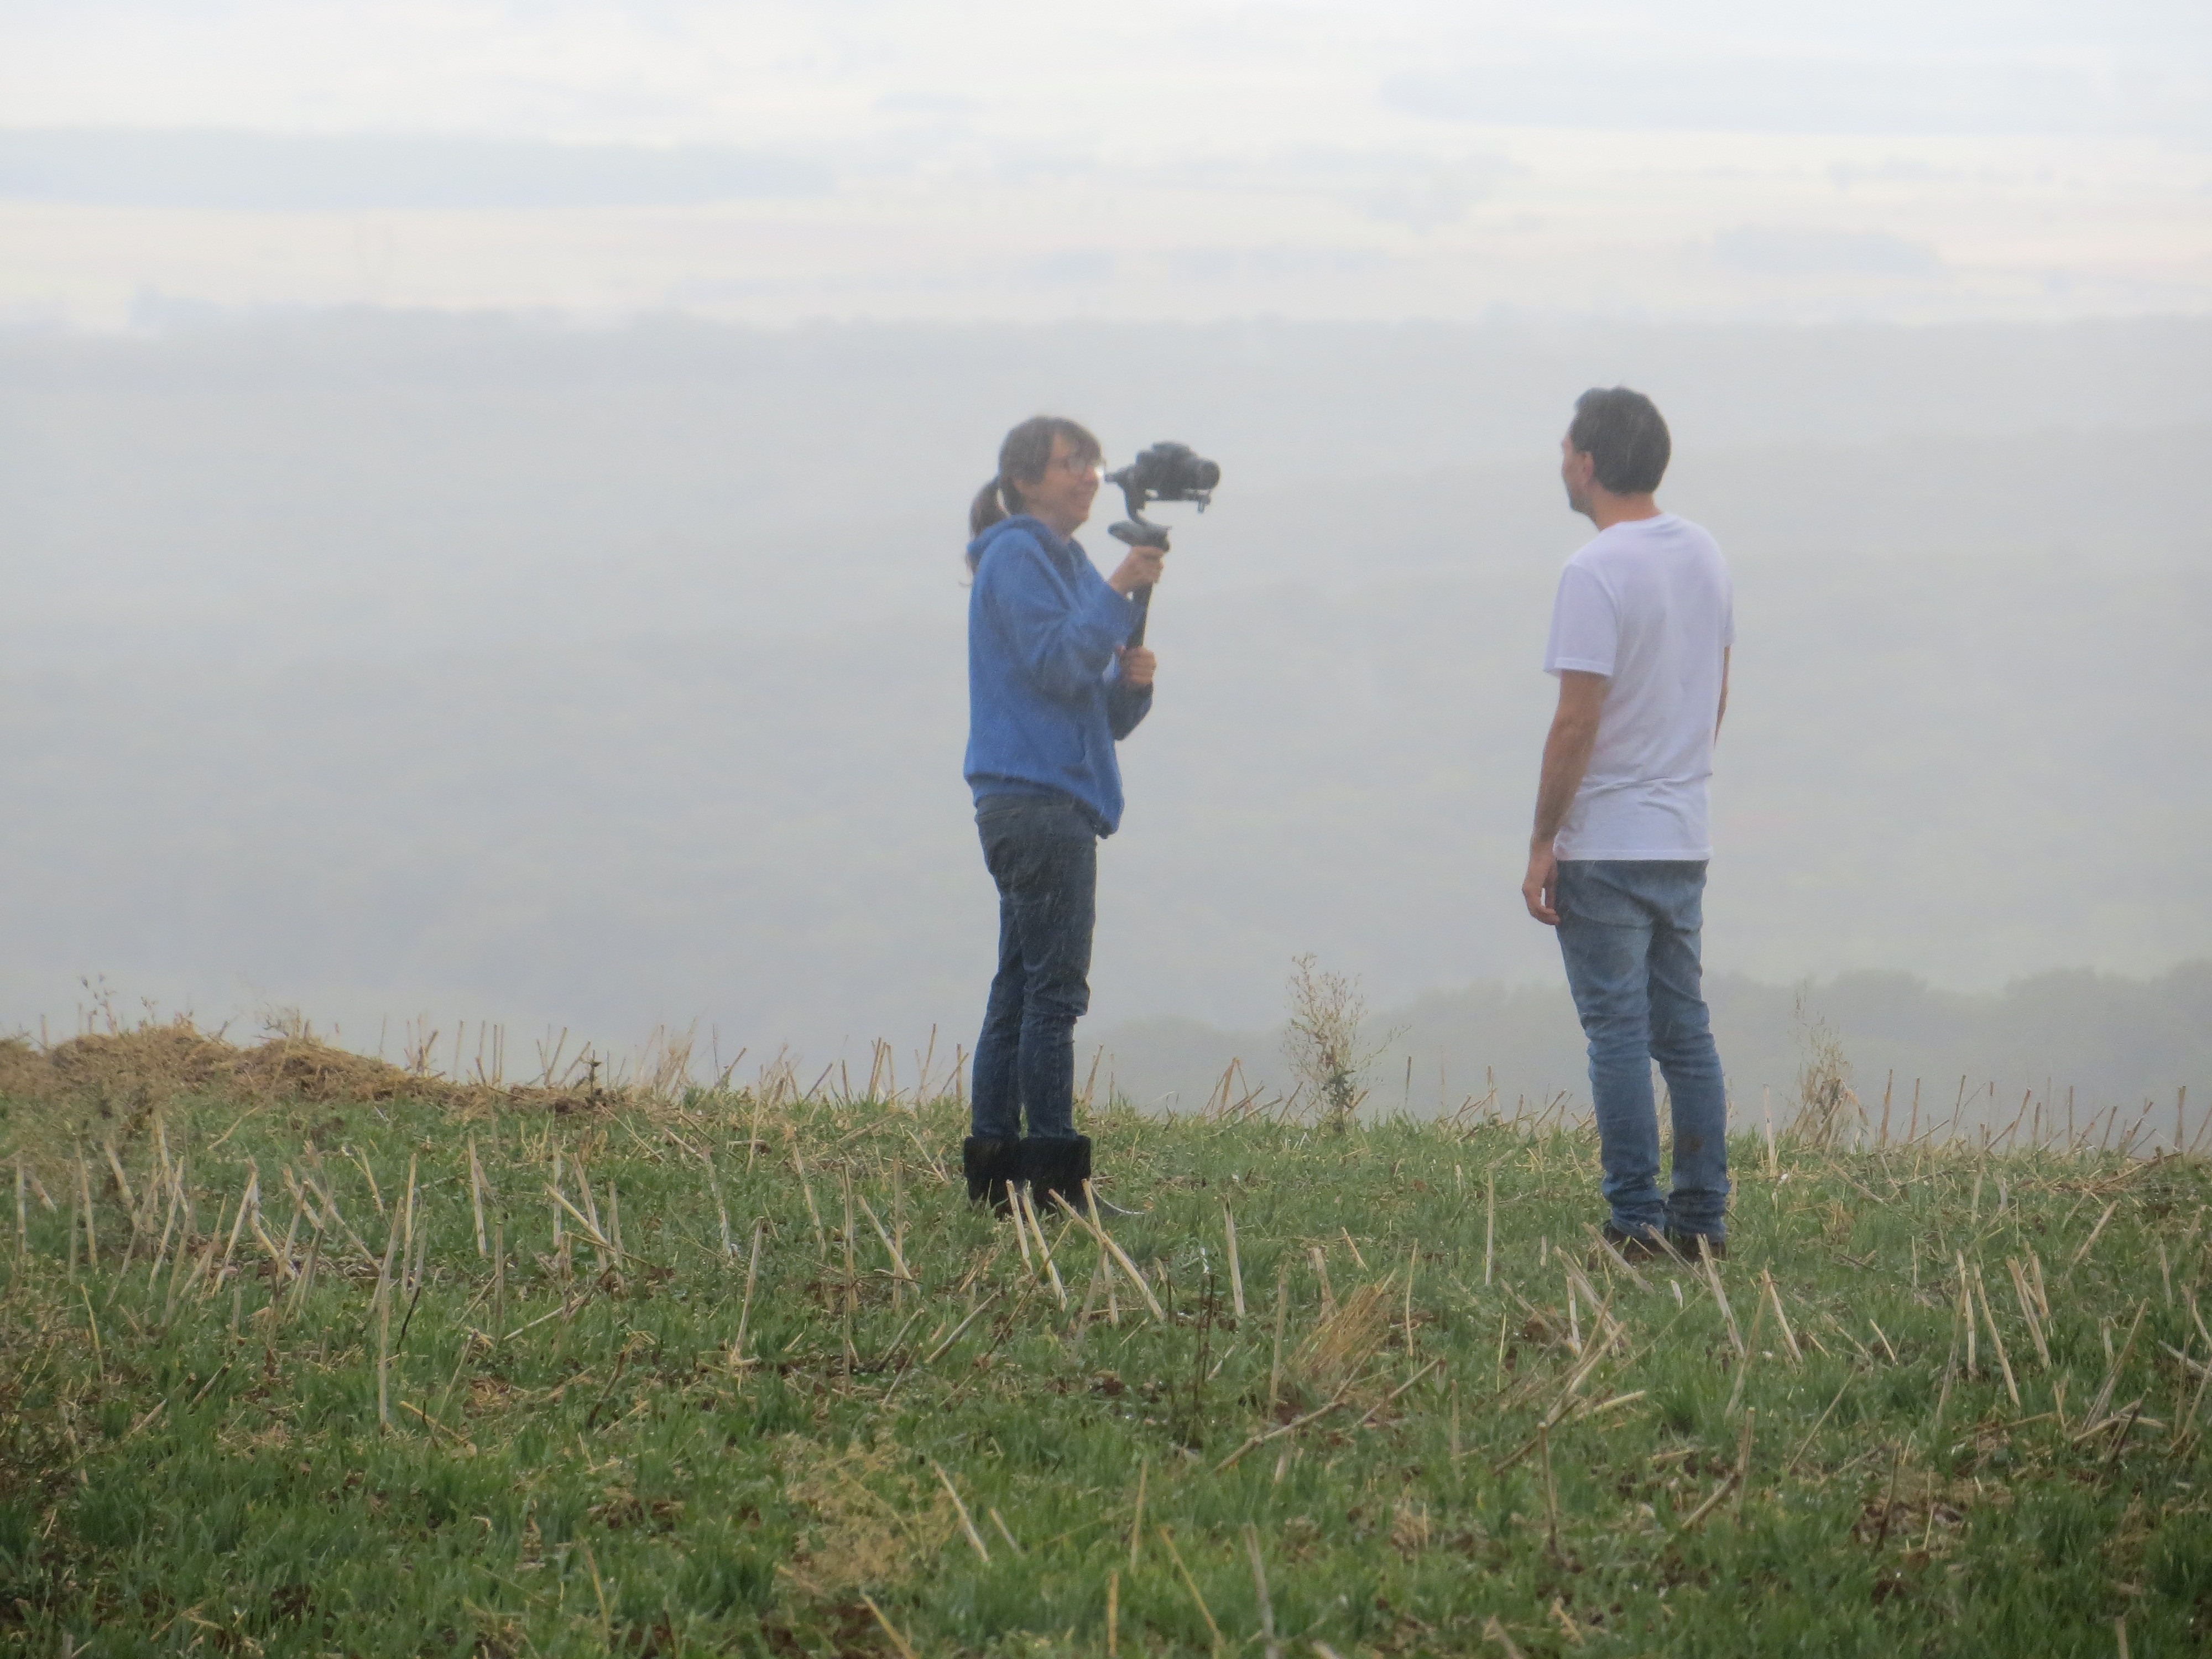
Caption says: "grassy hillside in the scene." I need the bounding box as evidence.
[4,1025,2210,1656]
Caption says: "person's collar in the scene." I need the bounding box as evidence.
[1009,513,1079,554]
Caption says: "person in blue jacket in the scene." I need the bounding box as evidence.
[961,415,1164,1214]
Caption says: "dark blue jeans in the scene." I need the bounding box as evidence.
[971,795,1097,1141]
[1556,860,1731,1241]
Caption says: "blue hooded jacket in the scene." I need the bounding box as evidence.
[964,514,1153,834]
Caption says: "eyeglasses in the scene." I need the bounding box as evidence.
[1050,454,1103,478]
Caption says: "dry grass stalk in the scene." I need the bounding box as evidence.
[1587,1224,1652,1293]
[1403,1244,1419,1354]
[374,1204,400,1429]
[2069,1201,2120,1274]
[2088,1302,2148,1426]
[855,1192,914,1290]
[860,1597,920,1659]
[1224,1204,1246,1319]
[1310,1245,1336,1317]
[732,1222,764,1370]
[1484,1167,1496,1286]
[75,1151,97,1268]
[930,1459,990,1562]
[1725,1297,1767,1420]
[1701,1247,1745,1357]
[1214,1392,1358,1474]
[467,1135,488,1258]
[1973,1265,2021,1406]
[1055,1187,1164,1321]
[1129,1458,1147,1569]
[101,1140,134,1216]
[1243,1522,1280,1659]
[219,1169,255,1281]
[1354,1357,1442,1428]
[573,1157,607,1277]
[1677,1406,1756,1532]
[2006,1259,2052,1368]
[1157,1527,1224,1658]
[1268,1267,1288,1409]
[1538,1423,1559,1545]
[1005,1180,1037,1271]
[1761,1269,1803,1364]
[1733,1405,1757,1519]
[1287,1271,1396,1401]
[704,1155,732,1257]
[248,1205,297,1284]
[918,1292,999,1367]
[1559,1259,1626,1349]
[1020,1188,1067,1310]
[841,1167,859,1321]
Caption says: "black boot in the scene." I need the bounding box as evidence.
[1668,1230,1726,1262]
[1023,1135,1092,1218]
[962,1136,1021,1213]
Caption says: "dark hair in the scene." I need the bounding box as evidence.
[1568,387,1671,495]
[967,415,1103,560]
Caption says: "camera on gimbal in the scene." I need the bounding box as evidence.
[1106,442,1220,551]
[1100,441,1220,648]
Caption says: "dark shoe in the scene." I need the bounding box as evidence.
[1601,1222,1667,1264]
[1022,1135,1092,1217]
[1669,1230,1726,1261]
[962,1136,1021,1214]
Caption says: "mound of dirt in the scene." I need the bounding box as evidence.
[0,1022,602,1116]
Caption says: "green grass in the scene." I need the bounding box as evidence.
[4,1079,2210,1657]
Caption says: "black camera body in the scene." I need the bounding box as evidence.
[1105,441,1220,550]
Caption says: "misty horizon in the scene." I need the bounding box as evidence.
[4,307,2206,1124]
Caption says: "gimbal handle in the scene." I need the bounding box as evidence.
[1108,518,1167,648]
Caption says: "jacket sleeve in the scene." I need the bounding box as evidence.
[979,533,1140,702]
[1107,679,1152,739]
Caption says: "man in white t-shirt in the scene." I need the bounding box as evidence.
[1522,387,1734,1260]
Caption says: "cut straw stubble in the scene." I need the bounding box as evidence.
[467,1134,489,1258]
[1243,1522,1280,1659]
[930,1459,990,1563]
[374,1201,400,1431]
[1974,1263,2021,1406]
[1157,1526,1224,1658]
[1015,1186,1067,1310]
[1484,1167,1496,1286]
[1702,1246,1745,1357]
[1224,1204,1246,1319]
[731,1221,764,1371]
[1052,1185,1164,1321]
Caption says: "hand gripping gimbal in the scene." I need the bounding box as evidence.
[1104,441,1220,648]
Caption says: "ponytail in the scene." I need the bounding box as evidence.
[965,414,1102,569]
[968,477,1014,542]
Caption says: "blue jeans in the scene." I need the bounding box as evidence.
[1555,860,1730,1240]
[971,795,1097,1141]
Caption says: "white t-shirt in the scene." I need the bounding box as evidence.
[1542,513,1734,861]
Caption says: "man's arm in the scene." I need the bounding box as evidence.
[1715,646,1730,738]
[1521,670,1608,925]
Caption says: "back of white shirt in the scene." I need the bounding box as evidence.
[1542,513,1734,860]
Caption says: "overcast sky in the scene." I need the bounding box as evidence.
[4,0,2208,326]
